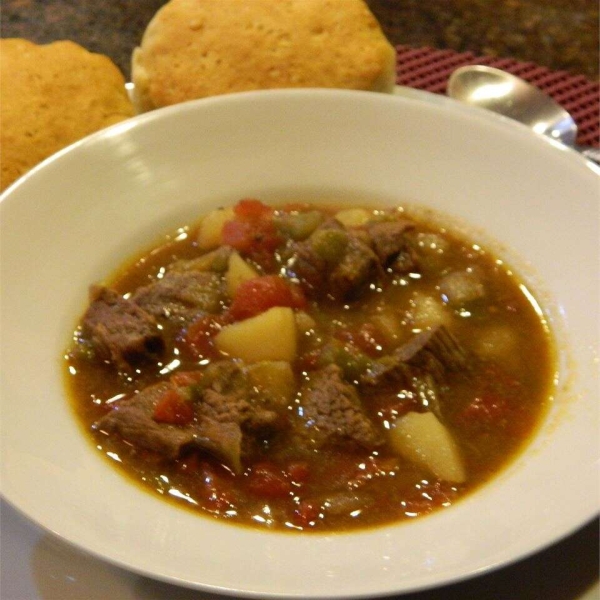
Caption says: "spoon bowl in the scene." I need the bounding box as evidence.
[447,65,599,163]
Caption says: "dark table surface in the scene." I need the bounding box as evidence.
[1,2,598,599]
[2,0,599,80]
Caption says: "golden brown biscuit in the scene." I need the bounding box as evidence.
[132,0,396,112]
[1,39,134,191]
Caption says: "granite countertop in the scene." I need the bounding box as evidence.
[2,0,599,80]
[2,0,164,79]
[367,0,599,80]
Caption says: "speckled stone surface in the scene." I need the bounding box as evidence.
[2,0,167,78]
[366,0,599,80]
[2,0,599,80]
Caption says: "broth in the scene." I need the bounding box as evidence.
[64,200,554,531]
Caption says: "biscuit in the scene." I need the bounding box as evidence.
[1,39,134,191]
[132,0,396,112]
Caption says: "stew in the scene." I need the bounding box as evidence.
[64,199,554,531]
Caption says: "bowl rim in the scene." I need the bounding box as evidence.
[2,86,598,201]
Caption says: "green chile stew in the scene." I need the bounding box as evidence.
[64,199,555,531]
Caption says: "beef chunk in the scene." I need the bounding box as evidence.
[366,220,418,273]
[362,325,469,386]
[195,419,243,472]
[132,271,224,323]
[81,286,164,370]
[286,220,381,301]
[95,381,245,472]
[284,219,343,296]
[329,235,381,300]
[286,240,328,297]
[299,365,382,449]
[415,325,469,372]
[95,382,197,459]
[393,329,439,362]
[81,272,224,369]
[95,361,282,473]
[360,326,470,420]
[198,361,280,433]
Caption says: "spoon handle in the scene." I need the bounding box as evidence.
[576,146,600,166]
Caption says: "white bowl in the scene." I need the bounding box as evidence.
[1,89,598,598]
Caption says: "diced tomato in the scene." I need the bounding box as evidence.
[345,456,399,489]
[246,462,292,499]
[184,313,231,358]
[288,282,308,309]
[195,461,236,512]
[246,244,279,273]
[249,220,282,254]
[234,198,273,220]
[153,389,194,425]
[293,499,321,528]
[221,219,255,252]
[334,323,386,357]
[222,219,283,263]
[400,480,459,516]
[229,275,307,320]
[459,394,510,427]
[458,392,530,437]
[348,458,379,488]
[286,461,310,484]
[222,199,283,266]
[457,365,524,432]
[355,323,386,356]
[296,349,322,372]
[169,370,204,387]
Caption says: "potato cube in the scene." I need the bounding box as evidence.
[215,307,297,363]
[294,310,316,335]
[410,291,451,330]
[389,411,466,483]
[247,361,296,406]
[225,251,258,297]
[439,271,485,306]
[197,206,235,250]
[370,310,401,345]
[334,208,372,228]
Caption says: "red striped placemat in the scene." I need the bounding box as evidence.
[395,45,600,148]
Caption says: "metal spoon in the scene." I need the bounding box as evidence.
[447,65,600,164]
